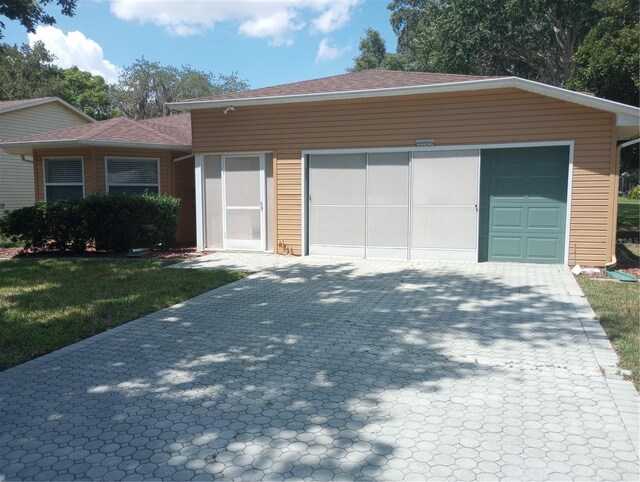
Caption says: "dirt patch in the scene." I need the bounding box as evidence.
[0,248,22,259]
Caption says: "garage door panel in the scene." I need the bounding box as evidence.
[367,153,409,205]
[490,236,523,259]
[480,146,569,264]
[309,205,365,247]
[527,237,562,261]
[528,176,567,201]
[413,150,478,205]
[492,177,527,198]
[367,206,408,248]
[309,154,366,205]
[491,207,524,229]
[413,206,477,250]
[528,206,563,229]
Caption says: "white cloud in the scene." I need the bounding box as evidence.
[28,26,119,83]
[238,10,304,46]
[315,37,350,62]
[110,0,361,45]
[312,1,358,34]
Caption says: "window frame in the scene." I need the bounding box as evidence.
[104,156,161,195]
[43,156,85,201]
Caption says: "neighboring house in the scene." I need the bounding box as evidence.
[0,97,94,212]
[166,70,639,267]
[1,114,195,244]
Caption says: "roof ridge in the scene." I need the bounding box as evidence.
[133,117,186,144]
[85,117,130,140]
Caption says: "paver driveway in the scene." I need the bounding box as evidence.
[1,254,639,481]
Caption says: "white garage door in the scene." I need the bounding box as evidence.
[308,150,479,261]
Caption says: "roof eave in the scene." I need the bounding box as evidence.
[168,76,640,125]
[0,139,191,155]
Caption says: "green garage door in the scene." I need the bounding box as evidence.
[479,146,570,264]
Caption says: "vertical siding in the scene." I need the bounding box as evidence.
[0,102,91,211]
[191,88,617,266]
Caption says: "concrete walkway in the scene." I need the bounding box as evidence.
[1,253,638,481]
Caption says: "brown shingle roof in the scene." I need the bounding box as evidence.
[3,114,191,149]
[179,70,499,103]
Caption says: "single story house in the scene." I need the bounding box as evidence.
[1,114,196,244]
[0,97,94,213]
[166,70,639,267]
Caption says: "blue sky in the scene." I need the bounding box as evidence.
[2,0,397,89]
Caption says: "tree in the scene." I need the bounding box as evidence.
[59,67,114,120]
[111,58,249,120]
[0,41,61,99]
[568,0,639,107]
[0,0,76,39]
[386,0,599,86]
[350,28,411,72]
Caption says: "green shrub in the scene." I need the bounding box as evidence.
[627,186,640,200]
[84,193,180,251]
[0,200,87,252]
[0,193,180,253]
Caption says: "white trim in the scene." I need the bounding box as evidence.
[1,139,191,156]
[104,156,160,195]
[221,154,266,252]
[303,141,573,156]
[302,140,574,264]
[309,245,366,257]
[564,142,575,265]
[221,156,227,250]
[411,248,477,262]
[194,154,204,251]
[169,77,639,123]
[43,156,85,201]
[301,153,308,255]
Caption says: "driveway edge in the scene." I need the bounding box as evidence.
[558,267,640,456]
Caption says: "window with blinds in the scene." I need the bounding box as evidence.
[44,158,84,200]
[106,158,159,195]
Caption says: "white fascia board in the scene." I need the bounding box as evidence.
[0,139,191,155]
[169,76,640,125]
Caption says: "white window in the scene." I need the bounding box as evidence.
[44,157,84,201]
[106,157,159,195]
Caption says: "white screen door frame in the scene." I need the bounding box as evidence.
[221,154,266,251]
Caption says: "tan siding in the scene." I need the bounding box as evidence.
[33,147,195,245]
[191,87,616,266]
[0,102,91,211]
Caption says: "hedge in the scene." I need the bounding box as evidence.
[0,193,181,253]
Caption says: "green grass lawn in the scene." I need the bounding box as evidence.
[0,259,244,370]
[618,196,640,231]
[577,277,640,389]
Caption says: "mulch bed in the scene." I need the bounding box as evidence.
[578,243,640,280]
[0,246,205,261]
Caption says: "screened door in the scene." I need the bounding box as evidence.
[366,152,409,259]
[222,155,265,251]
[308,154,366,257]
[411,150,479,261]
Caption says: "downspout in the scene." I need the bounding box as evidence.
[172,152,194,162]
[606,137,640,270]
